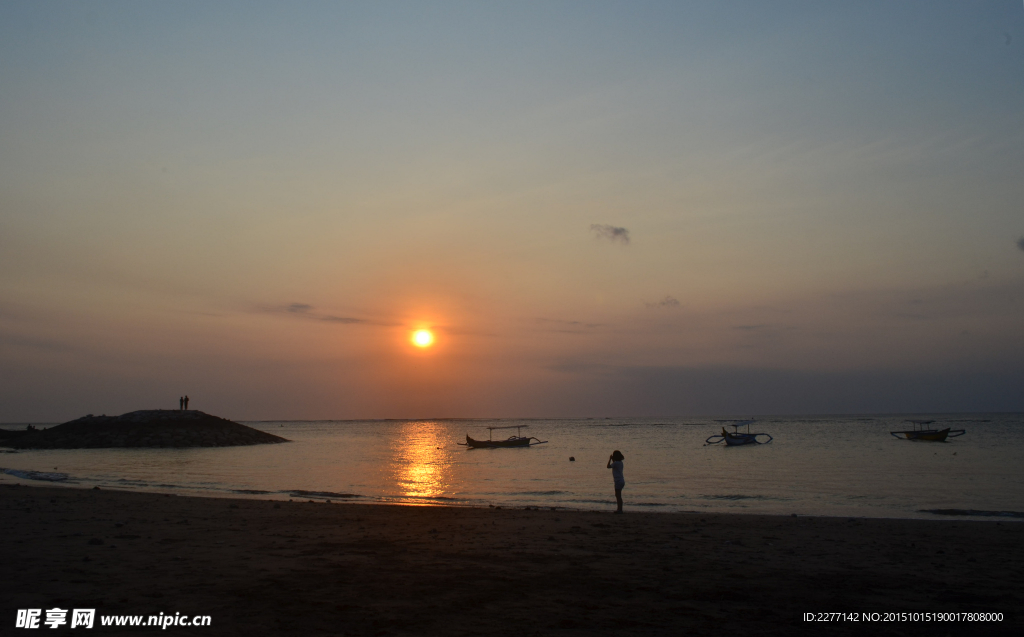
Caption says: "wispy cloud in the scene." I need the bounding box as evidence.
[533,317,604,333]
[645,295,680,309]
[1017,236,1024,253]
[261,303,386,326]
[0,332,75,353]
[321,315,368,324]
[590,224,630,245]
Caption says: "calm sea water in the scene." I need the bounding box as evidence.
[2,415,1022,520]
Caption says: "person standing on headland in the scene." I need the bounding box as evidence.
[179,396,184,411]
[607,450,625,513]
[184,395,189,410]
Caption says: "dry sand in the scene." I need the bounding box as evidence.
[1,483,1020,636]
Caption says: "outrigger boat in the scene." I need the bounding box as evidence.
[890,420,965,442]
[458,425,548,449]
[705,419,773,446]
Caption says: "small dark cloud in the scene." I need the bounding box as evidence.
[590,224,630,245]
[546,360,615,375]
[0,333,75,353]
[1005,32,1012,46]
[261,302,386,326]
[321,315,367,324]
[534,318,603,332]
[1017,236,1024,252]
[438,325,496,337]
[645,295,680,309]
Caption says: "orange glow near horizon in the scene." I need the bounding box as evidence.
[411,329,434,348]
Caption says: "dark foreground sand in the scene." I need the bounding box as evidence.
[2,484,1020,636]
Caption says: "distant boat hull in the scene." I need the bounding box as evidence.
[464,435,533,448]
[705,428,773,446]
[890,428,965,442]
[724,433,760,446]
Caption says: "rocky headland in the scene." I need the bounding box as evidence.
[0,410,288,449]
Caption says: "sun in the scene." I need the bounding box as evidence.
[411,329,434,348]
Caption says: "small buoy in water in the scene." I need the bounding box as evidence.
[569,456,575,461]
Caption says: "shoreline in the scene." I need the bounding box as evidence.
[3,483,1021,635]
[2,474,1020,523]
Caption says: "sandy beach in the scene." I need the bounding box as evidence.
[1,483,1019,636]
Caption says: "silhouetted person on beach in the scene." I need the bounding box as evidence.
[607,450,625,513]
[184,395,189,410]
[179,396,184,410]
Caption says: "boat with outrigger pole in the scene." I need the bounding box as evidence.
[890,419,965,442]
[705,419,773,446]
[458,425,548,449]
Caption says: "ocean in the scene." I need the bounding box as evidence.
[2,414,1021,520]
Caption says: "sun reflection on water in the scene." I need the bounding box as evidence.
[389,421,452,501]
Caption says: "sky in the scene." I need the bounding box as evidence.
[1,1,1023,421]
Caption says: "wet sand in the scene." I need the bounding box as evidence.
[1,483,1020,636]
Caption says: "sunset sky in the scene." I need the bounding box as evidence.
[2,1,1023,421]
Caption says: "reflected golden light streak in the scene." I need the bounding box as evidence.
[390,421,451,500]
